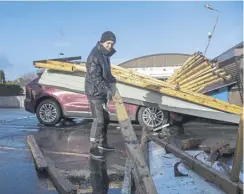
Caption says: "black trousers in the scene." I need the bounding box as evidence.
[89,99,110,148]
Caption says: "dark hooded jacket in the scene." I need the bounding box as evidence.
[85,42,116,100]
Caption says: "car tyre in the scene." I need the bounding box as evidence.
[36,99,62,126]
[137,107,169,130]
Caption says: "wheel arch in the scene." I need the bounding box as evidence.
[135,105,142,122]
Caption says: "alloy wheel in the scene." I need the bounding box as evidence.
[142,107,164,128]
[39,103,57,123]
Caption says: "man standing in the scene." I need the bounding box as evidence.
[85,31,117,159]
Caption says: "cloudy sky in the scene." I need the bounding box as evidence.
[0,1,243,80]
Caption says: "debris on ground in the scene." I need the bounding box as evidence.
[180,138,206,150]
[207,141,234,163]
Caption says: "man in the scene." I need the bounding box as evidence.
[85,31,117,159]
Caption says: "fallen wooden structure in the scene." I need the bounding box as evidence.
[32,54,243,194]
[35,57,241,124]
[122,114,243,194]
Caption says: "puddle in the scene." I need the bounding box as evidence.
[108,188,122,193]
[0,138,26,148]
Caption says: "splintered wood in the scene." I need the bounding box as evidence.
[166,52,232,93]
[180,138,205,150]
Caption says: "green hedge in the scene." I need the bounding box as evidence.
[0,84,22,96]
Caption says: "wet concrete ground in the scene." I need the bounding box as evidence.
[0,108,57,194]
[0,108,239,194]
[0,108,141,194]
[33,119,139,193]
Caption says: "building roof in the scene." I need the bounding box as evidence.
[201,42,243,93]
[118,53,191,68]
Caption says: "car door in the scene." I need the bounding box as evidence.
[58,90,91,117]
[107,101,138,121]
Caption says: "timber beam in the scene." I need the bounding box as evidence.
[231,113,243,182]
[112,88,158,194]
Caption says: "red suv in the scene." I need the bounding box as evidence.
[24,75,169,129]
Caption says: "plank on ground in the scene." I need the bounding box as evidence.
[27,135,77,194]
[27,135,48,171]
[45,156,77,194]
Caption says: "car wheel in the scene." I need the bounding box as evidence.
[137,107,168,130]
[36,99,62,126]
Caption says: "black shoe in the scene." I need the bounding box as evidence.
[90,147,104,159]
[98,144,115,151]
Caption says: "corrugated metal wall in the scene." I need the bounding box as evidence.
[229,85,243,106]
[213,42,243,106]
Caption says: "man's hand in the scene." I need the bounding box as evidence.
[110,76,117,83]
[106,89,113,101]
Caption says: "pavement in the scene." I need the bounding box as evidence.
[0,108,240,194]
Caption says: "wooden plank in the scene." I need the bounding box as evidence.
[184,74,230,90]
[178,66,216,85]
[186,75,232,90]
[167,53,204,83]
[112,88,158,194]
[33,56,81,64]
[148,135,240,194]
[129,156,149,194]
[213,71,230,80]
[171,61,210,84]
[180,69,223,88]
[231,113,243,182]
[45,156,77,194]
[121,159,132,194]
[140,127,149,164]
[27,135,77,193]
[26,135,48,171]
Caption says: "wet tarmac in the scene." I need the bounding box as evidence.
[0,108,141,194]
[0,108,57,194]
[0,108,240,194]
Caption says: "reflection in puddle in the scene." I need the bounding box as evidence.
[66,153,123,193]
[90,157,109,193]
